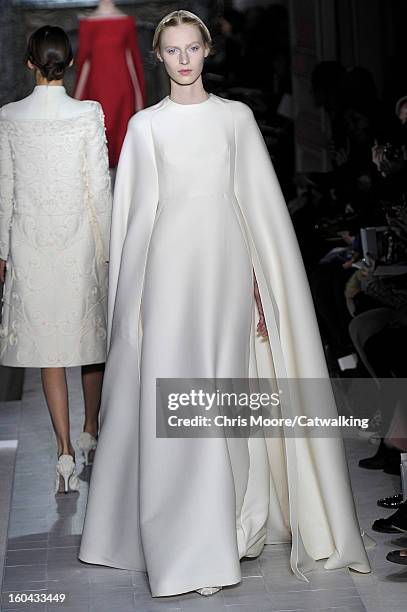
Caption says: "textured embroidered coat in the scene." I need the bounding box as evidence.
[0,85,112,367]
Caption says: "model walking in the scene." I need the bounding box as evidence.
[0,26,112,492]
[74,0,146,167]
[79,10,370,597]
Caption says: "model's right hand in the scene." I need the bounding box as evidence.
[0,259,7,283]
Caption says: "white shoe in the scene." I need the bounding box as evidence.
[77,431,98,465]
[55,454,80,494]
[196,587,222,596]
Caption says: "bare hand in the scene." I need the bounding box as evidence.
[257,314,268,339]
[329,146,348,167]
[342,260,354,269]
[0,259,6,283]
[372,142,403,177]
[372,142,383,168]
[338,230,353,245]
[253,272,268,339]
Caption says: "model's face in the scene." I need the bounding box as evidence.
[158,24,209,86]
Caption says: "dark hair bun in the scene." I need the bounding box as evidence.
[25,25,73,82]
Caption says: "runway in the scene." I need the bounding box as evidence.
[0,367,406,612]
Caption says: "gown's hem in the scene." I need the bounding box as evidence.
[150,575,242,598]
[78,552,242,597]
[78,552,146,572]
[323,558,371,574]
[347,565,371,575]
[0,358,106,368]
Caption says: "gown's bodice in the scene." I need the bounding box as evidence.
[151,95,233,203]
[77,16,138,79]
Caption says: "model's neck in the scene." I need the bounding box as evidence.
[35,75,64,87]
[94,0,123,16]
[169,77,208,105]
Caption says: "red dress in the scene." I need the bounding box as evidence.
[74,16,146,167]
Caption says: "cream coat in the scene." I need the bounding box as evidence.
[0,86,112,367]
[79,94,371,596]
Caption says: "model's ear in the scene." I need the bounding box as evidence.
[156,52,163,63]
[26,59,35,71]
[204,45,210,58]
[69,58,74,68]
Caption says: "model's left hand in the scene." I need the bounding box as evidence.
[253,272,268,339]
[257,313,268,339]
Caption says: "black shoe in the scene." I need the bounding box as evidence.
[359,439,401,470]
[383,461,401,476]
[372,516,401,533]
[377,494,403,509]
[372,506,407,534]
[391,508,407,533]
[386,550,407,565]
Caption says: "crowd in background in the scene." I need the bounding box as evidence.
[204,4,407,377]
[203,2,407,558]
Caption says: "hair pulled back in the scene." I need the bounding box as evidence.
[25,25,73,82]
[152,10,213,56]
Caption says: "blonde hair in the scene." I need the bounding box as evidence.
[152,10,213,56]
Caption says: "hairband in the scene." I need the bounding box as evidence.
[157,10,211,42]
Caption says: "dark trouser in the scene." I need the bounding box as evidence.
[309,262,355,358]
[349,308,407,378]
[350,309,407,442]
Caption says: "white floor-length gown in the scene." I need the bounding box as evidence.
[78,93,371,596]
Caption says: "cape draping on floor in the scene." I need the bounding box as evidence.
[230,102,370,577]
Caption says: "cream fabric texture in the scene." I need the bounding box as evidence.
[79,94,370,596]
[0,86,112,367]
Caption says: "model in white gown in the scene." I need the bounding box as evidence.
[78,11,371,597]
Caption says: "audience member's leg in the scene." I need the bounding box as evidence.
[349,308,400,378]
[310,263,355,358]
[353,314,407,473]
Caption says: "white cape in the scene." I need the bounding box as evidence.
[78,94,370,596]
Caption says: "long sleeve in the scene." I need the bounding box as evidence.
[0,118,14,261]
[126,18,146,111]
[74,20,91,100]
[107,111,158,349]
[84,102,112,265]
